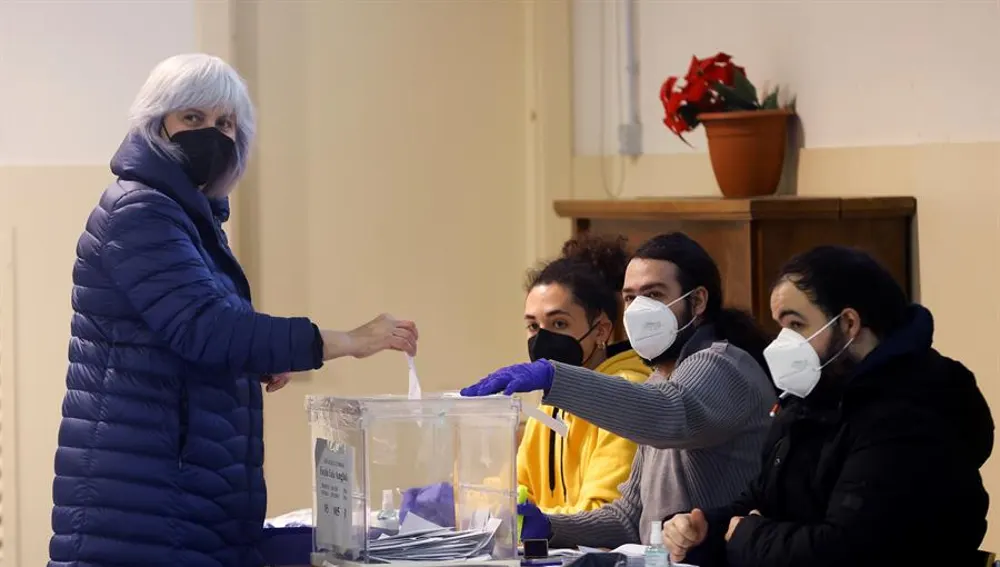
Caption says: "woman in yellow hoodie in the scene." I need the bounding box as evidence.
[519,235,651,515]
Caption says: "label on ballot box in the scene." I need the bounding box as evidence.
[315,438,355,551]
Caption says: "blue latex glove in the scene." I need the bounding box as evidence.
[517,501,551,540]
[460,360,555,397]
[399,482,456,528]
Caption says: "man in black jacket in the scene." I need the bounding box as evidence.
[662,245,994,567]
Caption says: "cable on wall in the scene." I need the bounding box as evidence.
[599,0,627,199]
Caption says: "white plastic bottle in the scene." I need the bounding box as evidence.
[645,520,671,567]
[371,489,399,535]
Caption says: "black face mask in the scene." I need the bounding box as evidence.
[170,127,235,187]
[528,325,599,367]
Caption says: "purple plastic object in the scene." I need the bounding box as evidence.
[399,482,456,528]
[517,501,551,540]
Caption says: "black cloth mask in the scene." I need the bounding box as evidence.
[528,325,598,367]
[170,127,235,188]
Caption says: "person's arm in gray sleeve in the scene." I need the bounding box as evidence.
[549,448,645,549]
[543,345,761,449]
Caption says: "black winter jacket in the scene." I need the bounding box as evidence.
[691,305,993,567]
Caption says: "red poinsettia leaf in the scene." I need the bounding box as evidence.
[701,65,727,85]
[685,56,700,81]
[664,93,687,130]
[660,76,678,104]
[661,52,747,143]
[687,79,708,101]
[666,92,685,117]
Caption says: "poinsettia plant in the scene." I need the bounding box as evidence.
[659,52,792,144]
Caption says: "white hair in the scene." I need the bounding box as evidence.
[129,53,255,198]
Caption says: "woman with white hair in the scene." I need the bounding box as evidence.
[48,54,417,567]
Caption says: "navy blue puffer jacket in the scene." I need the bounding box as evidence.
[49,133,324,567]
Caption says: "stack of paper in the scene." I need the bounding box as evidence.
[263,507,312,528]
[366,513,503,563]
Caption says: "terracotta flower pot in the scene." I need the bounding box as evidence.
[698,108,793,199]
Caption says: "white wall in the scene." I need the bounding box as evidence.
[573,0,1000,155]
[0,2,196,564]
[0,0,195,165]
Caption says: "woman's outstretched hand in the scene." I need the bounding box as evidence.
[322,314,418,360]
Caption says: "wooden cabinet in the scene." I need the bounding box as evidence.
[554,197,916,335]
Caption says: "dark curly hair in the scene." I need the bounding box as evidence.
[525,235,630,327]
[775,246,909,340]
[634,233,771,374]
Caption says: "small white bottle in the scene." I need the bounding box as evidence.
[645,520,671,567]
[371,489,399,535]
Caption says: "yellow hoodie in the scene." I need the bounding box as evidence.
[517,343,651,515]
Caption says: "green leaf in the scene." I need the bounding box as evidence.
[710,82,758,110]
[732,69,758,106]
[760,90,779,110]
[677,105,701,128]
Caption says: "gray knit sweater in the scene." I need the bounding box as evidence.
[544,326,776,548]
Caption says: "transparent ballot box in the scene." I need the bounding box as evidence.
[306,394,521,566]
